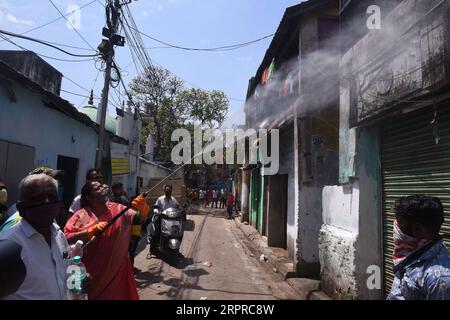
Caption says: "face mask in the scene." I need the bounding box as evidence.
[392,219,430,265]
[0,189,7,206]
[21,201,63,229]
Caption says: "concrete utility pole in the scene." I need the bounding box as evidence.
[95,0,128,169]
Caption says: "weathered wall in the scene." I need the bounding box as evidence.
[139,159,175,188]
[116,109,141,197]
[0,79,97,200]
[296,2,340,277]
[320,67,383,299]
[319,223,358,299]
[277,123,297,261]
[354,127,382,300]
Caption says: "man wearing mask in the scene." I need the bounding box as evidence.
[111,182,130,206]
[69,168,106,217]
[0,174,72,299]
[388,195,450,300]
[0,168,65,233]
[155,185,179,211]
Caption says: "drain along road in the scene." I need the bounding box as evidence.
[133,207,302,300]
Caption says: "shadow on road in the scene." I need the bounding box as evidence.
[183,219,195,232]
[159,252,194,269]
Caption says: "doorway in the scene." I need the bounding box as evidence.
[57,155,79,210]
[266,174,288,249]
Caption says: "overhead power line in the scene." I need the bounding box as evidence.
[127,25,274,52]
[0,29,98,57]
[0,0,99,44]
[0,34,96,63]
[64,74,98,95]
[48,0,97,51]
[61,89,100,98]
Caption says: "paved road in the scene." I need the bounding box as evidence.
[133,207,302,300]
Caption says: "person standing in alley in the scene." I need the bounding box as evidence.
[212,189,218,209]
[111,182,130,206]
[206,188,212,208]
[199,188,205,207]
[388,195,450,300]
[69,169,105,217]
[226,192,234,220]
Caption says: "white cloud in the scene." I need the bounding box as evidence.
[0,10,33,26]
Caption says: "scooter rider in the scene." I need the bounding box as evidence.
[155,185,179,211]
[148,185,180,255]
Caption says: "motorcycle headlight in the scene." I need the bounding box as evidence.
[168,239,180,249]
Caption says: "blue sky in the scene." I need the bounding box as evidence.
[0,0,304,127]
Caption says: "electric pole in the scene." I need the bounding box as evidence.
[95,0,128,169]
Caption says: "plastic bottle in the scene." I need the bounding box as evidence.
[70,240,84,259]
[66,256,88,300]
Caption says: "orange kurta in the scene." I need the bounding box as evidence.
[64,202,139,300]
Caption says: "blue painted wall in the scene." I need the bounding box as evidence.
[0,78,98,198]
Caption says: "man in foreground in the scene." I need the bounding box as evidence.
[388,195,450,300]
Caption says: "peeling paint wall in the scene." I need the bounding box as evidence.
[296,1,340,277]
[319,223,358,299]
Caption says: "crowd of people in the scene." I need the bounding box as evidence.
[0,167,149,300]
[187,187,235,219]
[2,167,449,300]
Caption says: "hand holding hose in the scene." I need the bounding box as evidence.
[87,222,108,240]
[131,194,149,221]
[83,191,150,249]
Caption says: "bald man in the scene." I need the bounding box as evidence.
[0,174,71,300]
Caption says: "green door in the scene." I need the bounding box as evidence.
[257,174,265,234]
[249,170,259,227]
[381,104,450,295]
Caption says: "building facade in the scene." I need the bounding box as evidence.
[320,0,450,299]
[0,51,134,209]
[241,0,340,277]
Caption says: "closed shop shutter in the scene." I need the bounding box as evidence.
[381,104,450,295]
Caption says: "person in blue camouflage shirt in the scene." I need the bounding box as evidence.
[388,195,450,300]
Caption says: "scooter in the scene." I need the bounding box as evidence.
[147,205,186,257]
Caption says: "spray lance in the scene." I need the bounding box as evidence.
[82,162,188,250]
[83,191,150,249]
[82,136,226,249]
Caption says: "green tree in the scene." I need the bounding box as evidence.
[129,65,230,163]
[177,88,229,128]
[130,65,184,161]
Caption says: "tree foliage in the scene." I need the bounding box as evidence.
[129,65,230,163]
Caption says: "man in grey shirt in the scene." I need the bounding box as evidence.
[155,185,179,211]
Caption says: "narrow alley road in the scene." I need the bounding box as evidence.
[133,207,302,300]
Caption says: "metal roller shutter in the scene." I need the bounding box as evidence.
[381,104,450,295]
